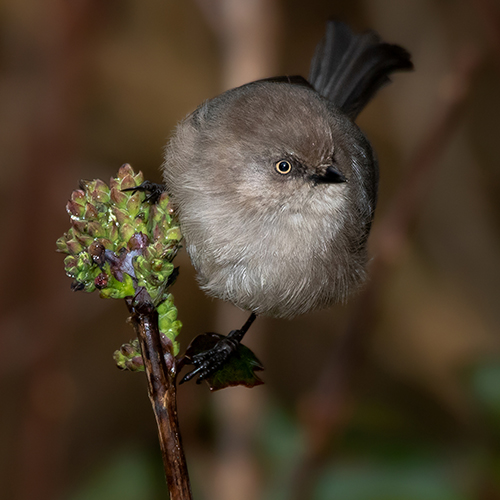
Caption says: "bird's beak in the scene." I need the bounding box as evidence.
[311,165,347,184]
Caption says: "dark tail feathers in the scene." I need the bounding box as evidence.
[309,21,413,119]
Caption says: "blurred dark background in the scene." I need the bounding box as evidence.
[2,0,500,499]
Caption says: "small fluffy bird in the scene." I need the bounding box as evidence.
[160,21,412,382]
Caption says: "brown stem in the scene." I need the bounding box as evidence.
[127,299,192,500]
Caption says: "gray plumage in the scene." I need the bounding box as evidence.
[162,21,412,319]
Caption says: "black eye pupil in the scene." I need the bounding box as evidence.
[276,160,291,174]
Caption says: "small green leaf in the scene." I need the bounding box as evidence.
[99,273,135,299]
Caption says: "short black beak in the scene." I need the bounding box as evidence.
[311,166,347,184]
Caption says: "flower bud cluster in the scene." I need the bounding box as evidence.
[57,164,183,356]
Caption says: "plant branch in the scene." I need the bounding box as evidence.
[127,298,192,500]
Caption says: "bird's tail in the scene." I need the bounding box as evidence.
[308,21,413,119]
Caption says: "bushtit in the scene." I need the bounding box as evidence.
[160,21,412,382]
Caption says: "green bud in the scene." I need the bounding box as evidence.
[87,221,106,238]
[126,193,141,217]
[166,227,182,241]
[71,219,87,233]
[114,338,145,372]
[119,223,135,242]
[56,237,69,253]
[110,187,128,208]
[133,170,144,186]
[75,232,94,248]
[107,223,119,243]
[157,192,171,211]
[132,218,148,235]
[84,203,99,221]
[99,238,114,250]
[66,200,84,218]
[63,255,78,274]
[117,163,135,179]
[59,164,183,364]
[111,206,129,225]
[120,174,136,191]
[66,239,84,255]
[91,179,110,202]
[71,189,86,206]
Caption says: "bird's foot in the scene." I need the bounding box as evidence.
[180,330,242,384]
[178,313,262,390]
[121,180,166,203]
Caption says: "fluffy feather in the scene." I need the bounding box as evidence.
[162,21,412,318]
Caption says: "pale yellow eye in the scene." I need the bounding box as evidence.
[275,160,292,175]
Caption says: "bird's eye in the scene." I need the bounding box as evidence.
[275,160,292,175]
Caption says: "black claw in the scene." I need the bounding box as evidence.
[180,336,241,384]
[122,181,167,204]
[179,313,257,385]
[71,280,85,292]
[165,267,180,289]
[179,366,203,385]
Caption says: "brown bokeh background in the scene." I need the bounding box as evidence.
[2,1,500,499]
